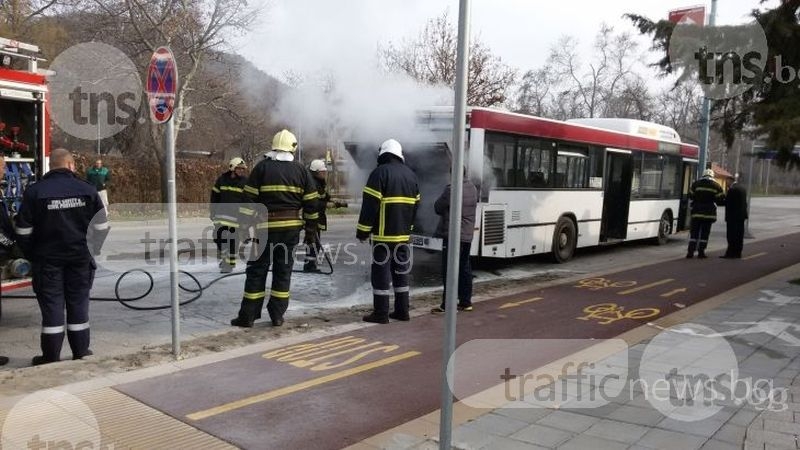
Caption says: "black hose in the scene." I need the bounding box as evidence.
[1,240,335,311]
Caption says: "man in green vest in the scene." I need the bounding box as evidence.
[86,159,111,208]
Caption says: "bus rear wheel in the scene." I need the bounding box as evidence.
[552,217,577,263]
[654,211,672,246]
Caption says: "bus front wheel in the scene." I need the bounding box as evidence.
[552,217,577,263]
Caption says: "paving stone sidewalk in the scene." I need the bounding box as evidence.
[414,278,800,450]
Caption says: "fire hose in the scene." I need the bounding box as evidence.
[1,236,335,312]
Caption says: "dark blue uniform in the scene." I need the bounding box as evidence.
[210,170,248,270]
[357,154,420,322]
[15,168,109,364]
[687,175,725,258]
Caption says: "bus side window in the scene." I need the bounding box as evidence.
[528,171,546,187]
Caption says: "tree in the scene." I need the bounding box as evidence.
[626,0,800,168]
[87,0,261,200]
[381,11,517,107]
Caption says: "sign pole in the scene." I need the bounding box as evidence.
[698,0,717,176]
[439,0,470,448]
[146,46,180,358]
[166,116,180,357]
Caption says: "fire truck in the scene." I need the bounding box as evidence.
[0,36,50,295]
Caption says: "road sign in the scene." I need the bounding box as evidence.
[146,46,178,124]
[668,6,706,26]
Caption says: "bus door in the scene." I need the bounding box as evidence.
[601,149,632,241]
[677,160,697,231]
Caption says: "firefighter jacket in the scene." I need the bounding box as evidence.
[689,176,726,222]
[242,158,319,231]
[312,177,331,231]
[15,168,109,262]
[210,171,248,226]
[356,156,420,243]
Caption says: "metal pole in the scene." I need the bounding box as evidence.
[745,149,754,238]
[166,117,180,357]
[697,0,718,177]
[439,1,470,448]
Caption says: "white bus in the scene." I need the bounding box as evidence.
[346,107,699,262]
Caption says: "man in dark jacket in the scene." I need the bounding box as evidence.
[722,178,748,259]
[304,159,347,272]
[431,169,478,313]
[687,168,726,259]
[210,157,248,273]
[15,148,109,366]
[356,139,420,324]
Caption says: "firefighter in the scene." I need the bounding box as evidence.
[231,130,319,327]
[687,168,726,259]
[356,139,420,324]
[304,159,348,272]
[15,148,109,365]
[210,157,248,273]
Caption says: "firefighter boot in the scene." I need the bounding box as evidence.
[389,295,410,321]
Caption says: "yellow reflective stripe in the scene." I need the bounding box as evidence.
[357,223,372,232]
[379,201,386,236]
[239,207,255,215]
[220,186,244,193]
[303,192,320,201]
[214,220,239,227]
[372,235,411,243]
[382,196,417,204]
[303,212,319,220]
[270,290,290,299]
[244,291,266,300]
[695,187,719,193]
[244,185,259,195]
[256,220,304,229]
[260,185,304,194]
[212,187,221,193]
[363,186,382,199]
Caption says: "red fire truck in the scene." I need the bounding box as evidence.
[0,36,50,293]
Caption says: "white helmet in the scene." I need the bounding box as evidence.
[309,159,327,172]
[378,139,404,161]
[228,157,246,170]
[703,168,715,178]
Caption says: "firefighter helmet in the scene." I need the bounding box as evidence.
[228,157,246,170]
[378,139,404,161]
[309,159,327,172]
[703,168,715,178]
[272,129,298,152]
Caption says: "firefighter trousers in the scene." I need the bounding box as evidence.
[235,228,299,324]
[370,242,412,318]
[214,223,241,267]
[32,259,95,362]
[688,219,714,256]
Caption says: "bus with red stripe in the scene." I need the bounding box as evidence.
[347,107,698,262]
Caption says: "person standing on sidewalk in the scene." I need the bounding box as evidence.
[15,148,109,366]
[85,159,111,208]
[210,157,248,273]
[230,130,319,328]
[304,159,347,272]
[687,168,726,259]
[722,177,748,259]
[356,139,420,324]
[431,168,477,314]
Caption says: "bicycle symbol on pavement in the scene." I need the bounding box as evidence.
[577,303,661,325]
[575,277,637,291]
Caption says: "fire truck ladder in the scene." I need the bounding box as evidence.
[0,37,44,73]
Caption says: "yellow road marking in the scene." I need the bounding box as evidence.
[618,278,675,295]
[660,288,687,298]
[743,252,767,261]
[186,351,421,421]
[499,297,543,309]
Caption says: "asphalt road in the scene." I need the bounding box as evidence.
[0,197,798,368]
